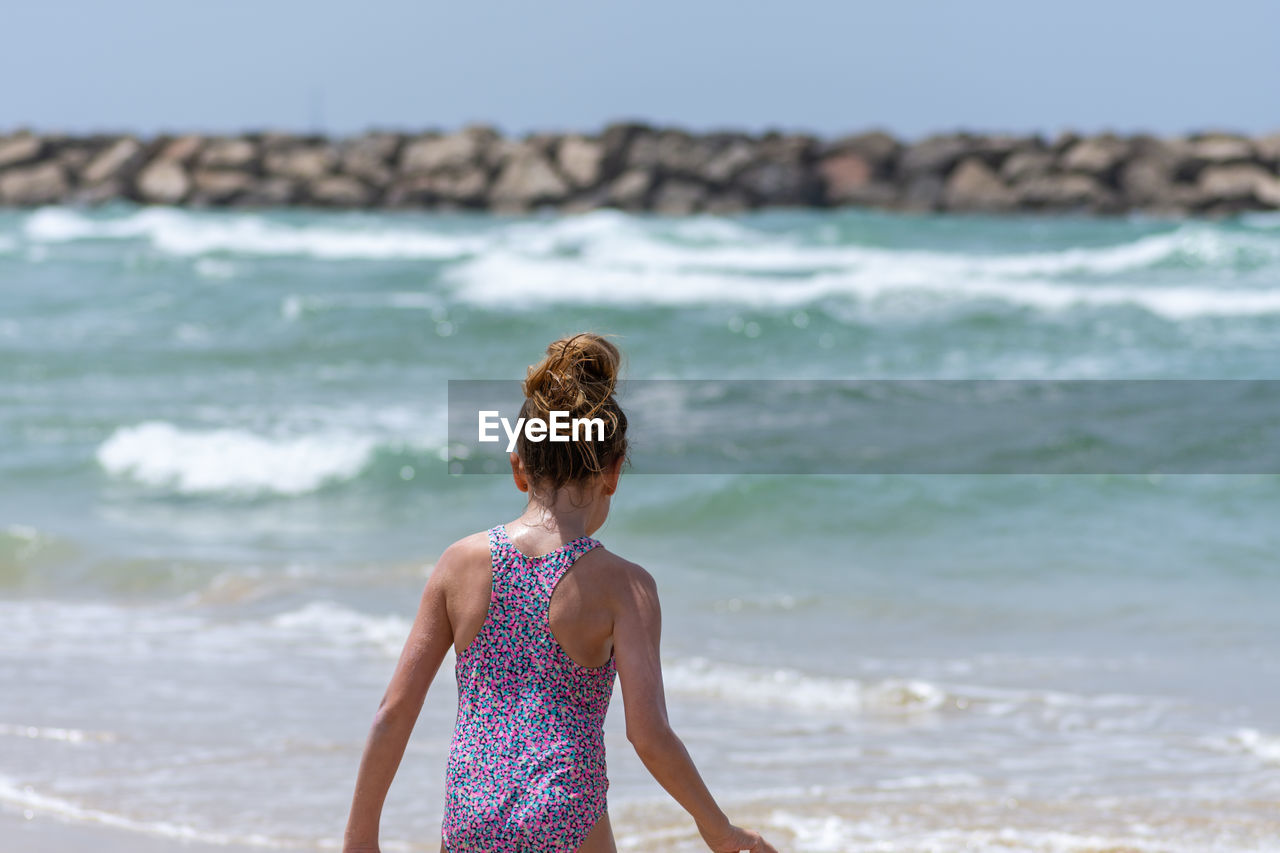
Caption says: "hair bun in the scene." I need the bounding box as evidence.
[523,333,620,416]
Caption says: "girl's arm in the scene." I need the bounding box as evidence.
[612,563,777,853]
[343,556,456,853]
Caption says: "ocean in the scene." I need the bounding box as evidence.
[1,205,1278,852]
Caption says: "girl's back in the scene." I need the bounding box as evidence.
[443,525,614,851]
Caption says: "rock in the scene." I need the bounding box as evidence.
[556,136,604,188]
[385,167,489,207]
[56,145,95,173]
[309,175,373,207]
[1189,135,1255,166]
[191,169,255,204]
[520,133,560,160]
[623,131,661,171]
[382,176,436,208]
[74,180,126,206]
[701,140,757,185]
[237,177,298,206]
[1015,173,1111,210]
[736,160,820,205]
[264,145,337,181]
[652,179,706,214]
[5,127,1280,214]
[969,135,1041,169]
[135,160,191,204]
[653,131,717,177]
[702,190,752,214]
[819,153,873,204]
[0,133,43,170]
[156,135,204,164]
[1060,136,1130,180]
[82,138,143,185]
[1258,178,1280,208]
[257,132,304,151]
[340,134,401,187]
[942,158,1017,212]
[606,170,653,209]
[899,174,945,210]
[757,133,818,165]
[199,138,258,170]
[1051,131,1081,155]
[488,146,569,210]
[1119,158,1177,206]
[432,167,490,205]
[824,131,900,177]
[400,132,486,174]
[1197,164,1277,203]
[838,182,899,207]
[599,122,650,175]
[463,124,504,168]
[1000,150,1055,184]
[1254,133,1280,168]
[897,134,972,179]
[0,162,69,205]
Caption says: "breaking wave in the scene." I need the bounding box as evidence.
[96,421,381,496]
[16,207,1280,318]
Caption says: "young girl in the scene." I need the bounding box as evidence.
[342,333,776,853]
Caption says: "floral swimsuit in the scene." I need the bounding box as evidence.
[441,525,616,852]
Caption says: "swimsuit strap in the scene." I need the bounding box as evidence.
[493,524,602,598]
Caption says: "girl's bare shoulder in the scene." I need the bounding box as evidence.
[427,531,493,588]
[584,547,658,598]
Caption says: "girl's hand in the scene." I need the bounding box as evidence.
[701,821,778,853]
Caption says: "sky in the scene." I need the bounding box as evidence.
[3,0,1278,139]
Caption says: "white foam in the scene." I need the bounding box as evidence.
[0,776,286,847]
[1212,728,1280,764]
[663,657,947,715]
[0,723,116,743]
[19,206,1280,318]
[269,601,412,657]
[874,771,983,790]
[193,257,237,279]
[0,597,415,664]
[0,524,49,562]
[96,421,377,496]
[764,810,1189,853]
[23,207,486,259]
[446,221,1280,318]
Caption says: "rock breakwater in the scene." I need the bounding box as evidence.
[2,124,1278,215]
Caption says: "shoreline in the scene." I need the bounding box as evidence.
[2,811,291,853]
[1,124,1278,216]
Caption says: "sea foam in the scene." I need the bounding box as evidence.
[269,600,412,658]
[15,207,1280,320]
[1211,727,1280,764]
[662,656,948,715]
[0,775,287,847]
[96,421,377,496]
[23,207,486,260]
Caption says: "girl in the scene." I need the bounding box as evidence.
[343,333,776,853]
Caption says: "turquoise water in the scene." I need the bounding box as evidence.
[1,206,1278,851]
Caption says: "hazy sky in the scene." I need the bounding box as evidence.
[5,1,1277,139]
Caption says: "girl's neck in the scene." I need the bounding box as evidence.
[513,488,604,543]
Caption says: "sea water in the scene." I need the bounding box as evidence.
[1,206,1278,851]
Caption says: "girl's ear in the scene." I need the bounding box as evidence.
[602,454,624,496]
[509,453,530,493]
